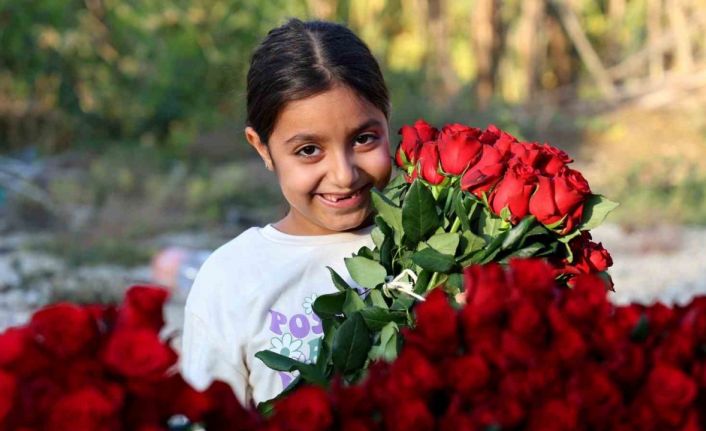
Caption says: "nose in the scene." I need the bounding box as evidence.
[329,149,360,189]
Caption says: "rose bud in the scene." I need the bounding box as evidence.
[417,141,446,185]
[460,144,509,197]
[540,143,572,176]
[438,129,483,176]
[478,124,500,145]
[510,141,543,168]
[489,161,538,223]
[529,168,590,234]
[396,127,422,169]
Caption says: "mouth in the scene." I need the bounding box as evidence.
[316,184,371,208]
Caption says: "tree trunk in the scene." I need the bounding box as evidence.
[517,0,546,100]
[666,0,694,73]
[472,0,503,110]
[647,0,665,82]
[551,0,616,98]
[426,0,459,107]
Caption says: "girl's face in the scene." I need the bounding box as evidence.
[245,84,391,235]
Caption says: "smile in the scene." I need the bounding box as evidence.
[316,185,371,208]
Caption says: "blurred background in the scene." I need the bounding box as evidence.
[1,0,706,330]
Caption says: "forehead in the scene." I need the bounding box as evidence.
[269,85,387,143]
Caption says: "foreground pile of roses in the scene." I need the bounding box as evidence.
[0,286,256,430]
[270,260,706,431]
[4,259,706,430]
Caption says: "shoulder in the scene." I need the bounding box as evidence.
[184,227,266,313]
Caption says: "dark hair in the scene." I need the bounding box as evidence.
[246,18,390,143]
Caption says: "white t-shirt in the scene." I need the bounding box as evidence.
[180,223,374,406]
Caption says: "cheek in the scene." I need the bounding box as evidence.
[277,165,321,198]
[362,147,392,185]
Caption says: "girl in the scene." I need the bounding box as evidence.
[180,18,392,406]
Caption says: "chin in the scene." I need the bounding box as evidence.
[323,212,371,233]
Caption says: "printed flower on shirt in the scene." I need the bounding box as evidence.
[302,294,318,315]
[270,333,306,362]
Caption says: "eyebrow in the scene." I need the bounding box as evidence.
[283,118,384,146]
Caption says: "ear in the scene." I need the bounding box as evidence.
[245,126,274,171]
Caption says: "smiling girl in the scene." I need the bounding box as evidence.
[180,18,392,406]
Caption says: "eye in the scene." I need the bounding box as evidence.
[354,133,379,146]
[296,145,321,158]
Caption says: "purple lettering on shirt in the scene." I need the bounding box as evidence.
[278,371,294,389]
[269,310,287,335]
[289,314,310,338]
[311,312,323,335]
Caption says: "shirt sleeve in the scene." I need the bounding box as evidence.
[180,308,252,406]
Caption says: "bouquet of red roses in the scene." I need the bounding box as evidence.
[0,286,257,430]
[256,120,618,404]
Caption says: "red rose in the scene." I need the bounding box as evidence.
[102,329,177,381]
[540,144,572,176]
[412,119,439,142]
[646,364,697,426]
[527,399,578,431]
[440,123,482,138]
[384,397,434,431]
[567,233,613,274]
[478,125,500,145]
[404,289,458,358]
[438,129,482,176]
[417,142,446,185]
[567,367,621,428]
[273,385,332,431]
[384,348,441,403]
[201,380,258,431]
[508,302,545,343]
[116,285,169,333]
[0,370,16,423]
[47,387,120,431]
[510,141,543,168]
[561,274,612,324]
[462,264,510,328]
[29,303,97,359]
[508,258,555,296]
[529,168,590,233]
[446,354,489,396]
[488,161,538,223]
[0,327,29,367]
[396,120,438,168]
[460,144,508,197]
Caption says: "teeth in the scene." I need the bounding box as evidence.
[321,190,360,202]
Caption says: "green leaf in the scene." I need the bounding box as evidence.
[345,256,388,289]
[326,267,352,292]
[453,190,471,231]
[371,226,385,249]
[501,216,536,250]
[359,307,407,331]
[402,180,441,245]
[371,189,403,244]
[368,289,389,308]
[412,247,456,273]
[332,312,372,374]
[379,322,400,362]
[499,242,546,263]
[313,291,346,318]
[343,289,366,315]
[445,272,464,293]
[427,232,461,256]
[255,351,327,386]
[459,230,486,256]
[478,207,505,240]
[579,194,619,231]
